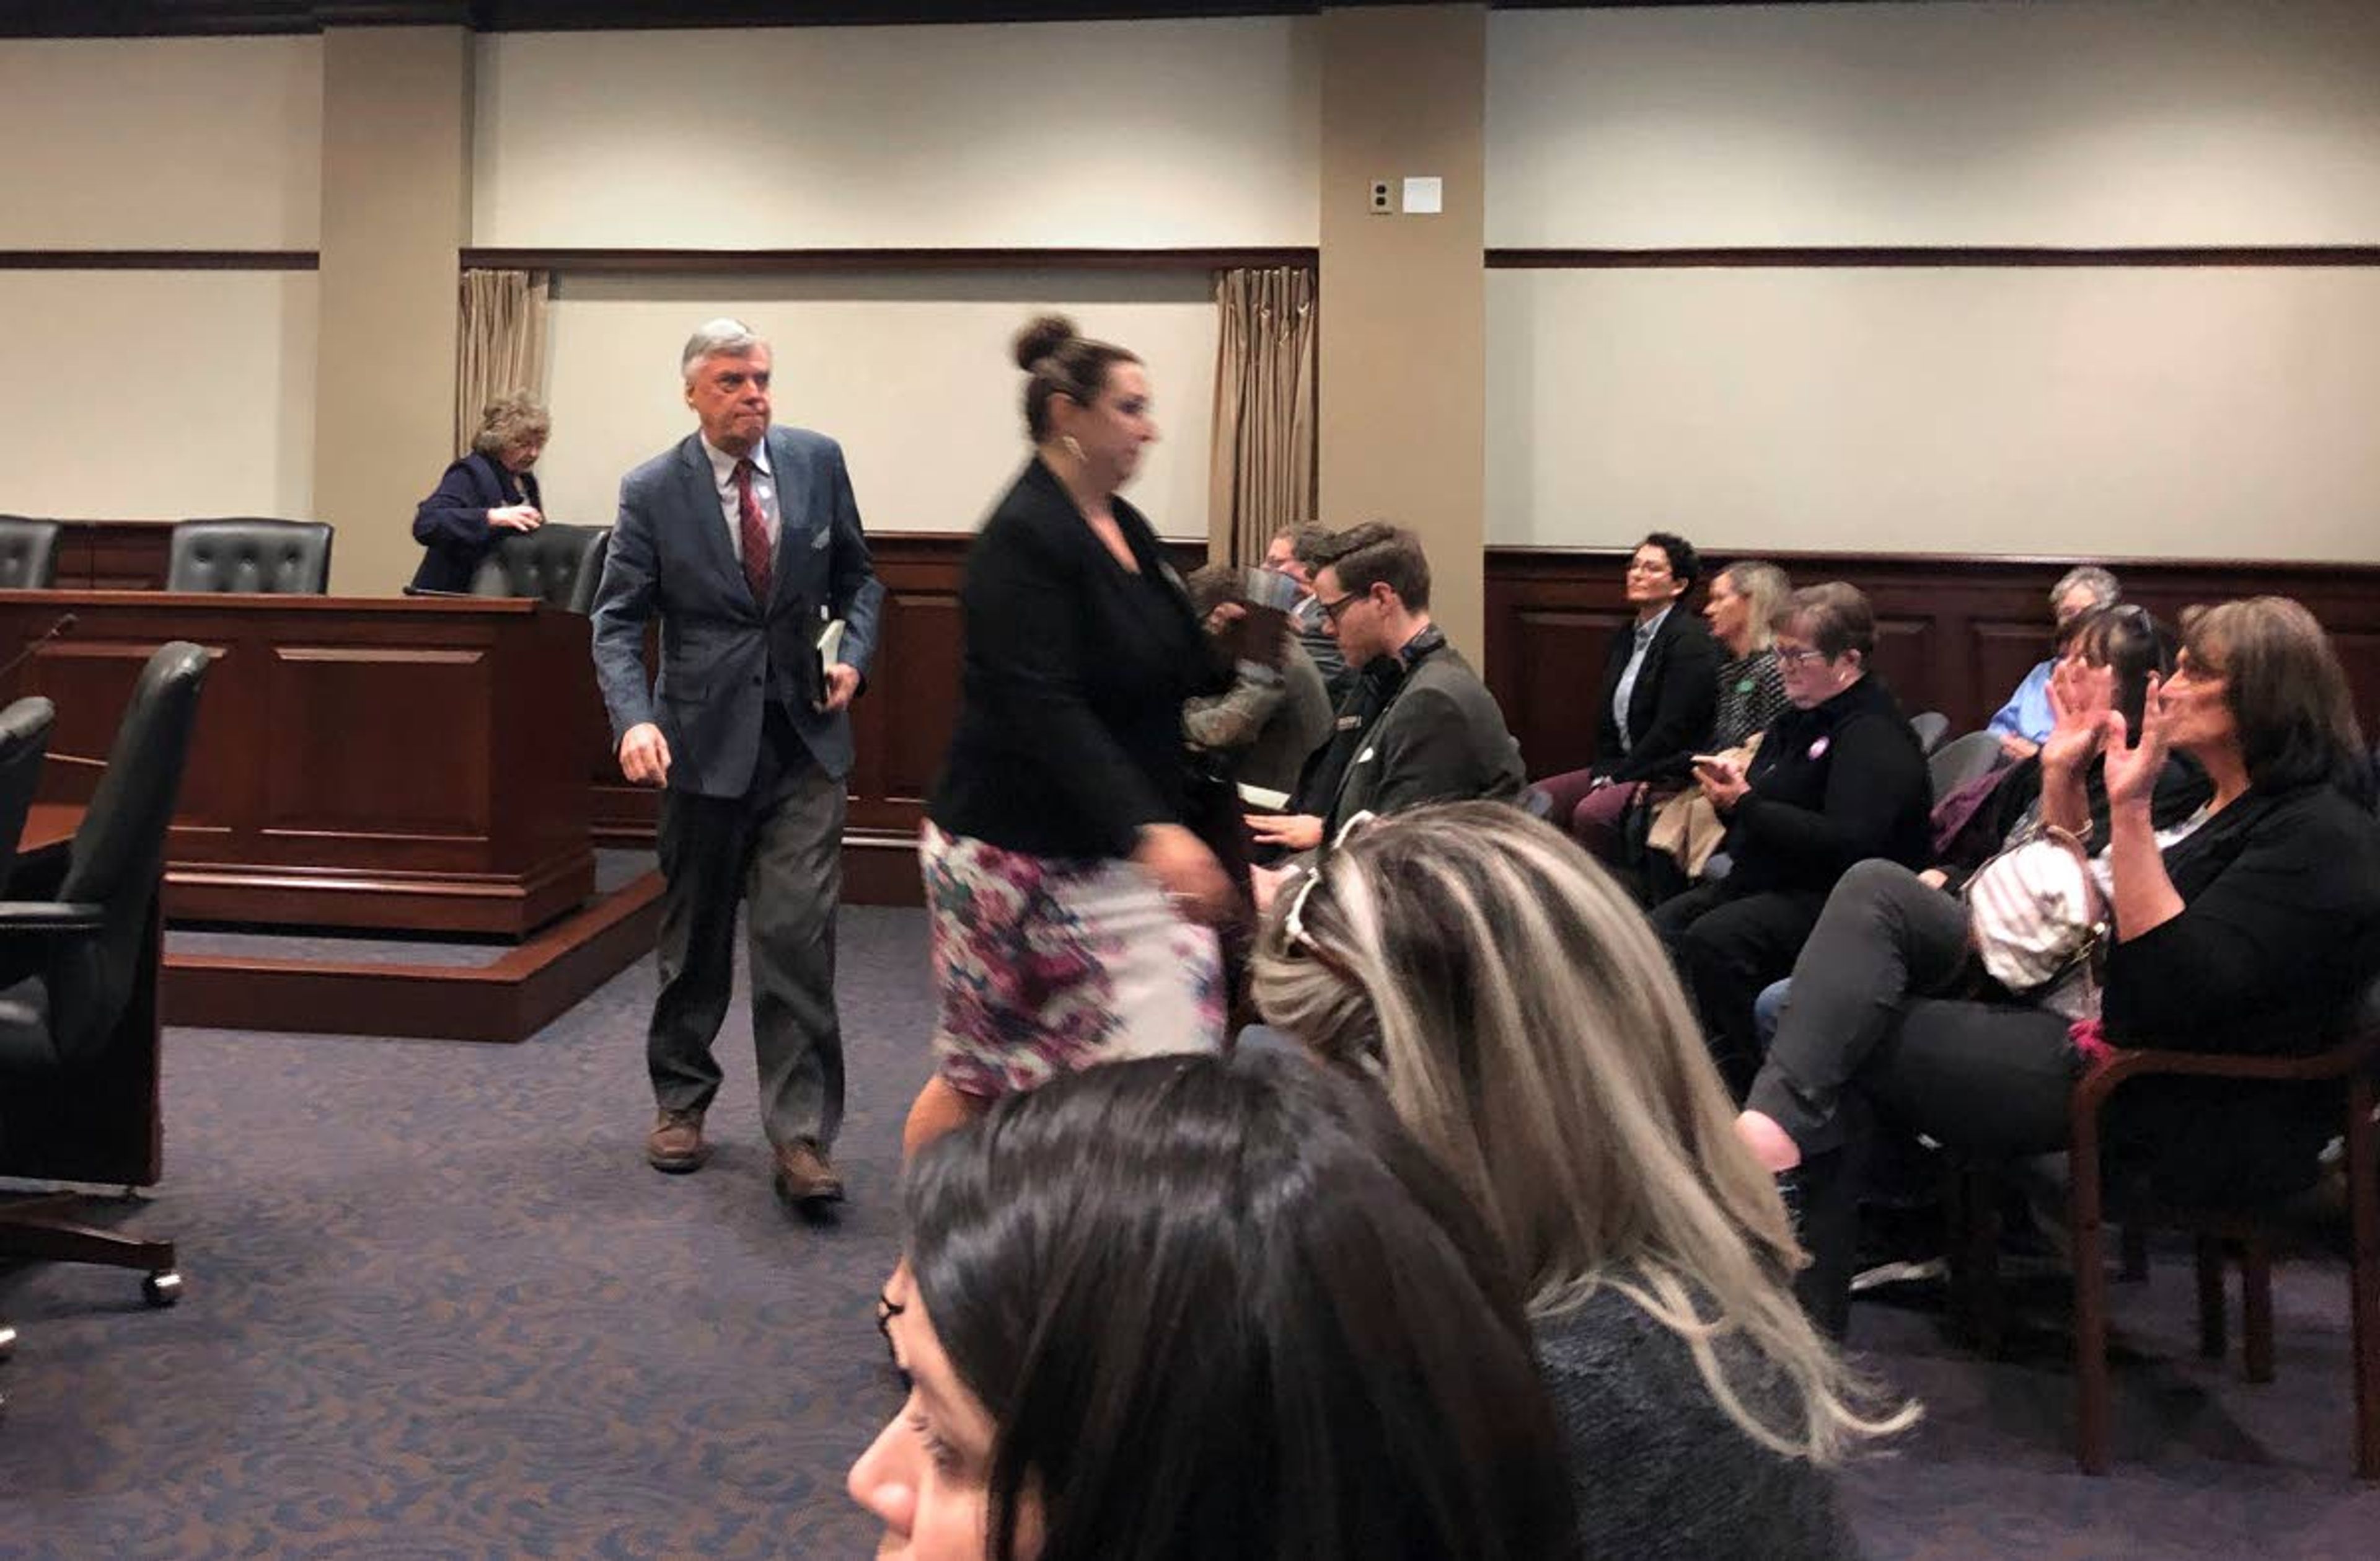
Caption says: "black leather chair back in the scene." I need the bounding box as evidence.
[470,525,610,614]
[0,696,55,890]
[166,519,333,595]
[0,518,62,590]
[50,643,209,1063]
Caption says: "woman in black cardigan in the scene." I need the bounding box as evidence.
[1652,583,1933,1090]
[408,392,549,592]
[905,316,1235,1154]
[1531,532,1721,860]
[1736,596,2380,1333]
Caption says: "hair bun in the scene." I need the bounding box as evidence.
[1013,313,1078,371]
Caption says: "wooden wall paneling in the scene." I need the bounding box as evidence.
[1484,548,2380,779]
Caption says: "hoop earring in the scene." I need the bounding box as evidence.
[1060,434,1086,464]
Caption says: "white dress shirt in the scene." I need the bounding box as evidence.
[1611,604,1671,754]
[701,435,780,564]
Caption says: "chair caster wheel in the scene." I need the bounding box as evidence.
[143,1271,183,1308]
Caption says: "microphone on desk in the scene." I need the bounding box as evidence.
[0,612,78,685]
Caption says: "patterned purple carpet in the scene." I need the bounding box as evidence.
[2,905,2375,1557]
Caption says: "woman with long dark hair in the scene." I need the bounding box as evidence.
[851,1051,1578,1561]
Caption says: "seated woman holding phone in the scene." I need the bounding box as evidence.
[1734,597,2380,1335]
[1651,583,1933,1092]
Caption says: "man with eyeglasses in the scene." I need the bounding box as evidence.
[1246,522,1525,893]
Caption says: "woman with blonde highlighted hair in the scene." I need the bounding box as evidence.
[1251,802,1907,1560]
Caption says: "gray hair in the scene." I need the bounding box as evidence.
[681,318,768,382]
[469,391,550,458]
[2051,565,2120,612]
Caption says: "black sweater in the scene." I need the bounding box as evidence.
[1536,1284,1858,1561]
[1727,675,1931,896]
[930,459,1223,860]
[2101,780,2380,1201]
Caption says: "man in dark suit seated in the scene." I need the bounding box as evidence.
[1246,522,1525,893]
[591,319,884,1211]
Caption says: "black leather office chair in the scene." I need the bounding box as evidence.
[469,524,610,614]
[0,698,55,893]
[0,519,61,591]
[0,696,50,1391]
[165,518,333,594]
[0,642,209,1340]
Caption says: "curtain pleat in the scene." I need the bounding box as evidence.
[455,269,552,456]
[1209,267,1318,565]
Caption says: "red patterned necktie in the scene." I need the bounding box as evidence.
[731,457,773,604]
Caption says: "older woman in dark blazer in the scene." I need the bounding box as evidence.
[410,392,550,592]
[1532,532,1721,861]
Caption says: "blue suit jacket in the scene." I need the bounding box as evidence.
[412,451,542,592]
[589,425,884,797]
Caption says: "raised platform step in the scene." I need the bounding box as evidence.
[161,856,663,1044]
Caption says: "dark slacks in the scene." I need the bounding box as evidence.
[1652,880,1829,1095]
[1791,997,2078,1335]
[648,707,848,1151]
[1747,860,1982,1157]
[1530,766,1645,865]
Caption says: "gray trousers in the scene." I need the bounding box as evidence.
[648,715,847,1151]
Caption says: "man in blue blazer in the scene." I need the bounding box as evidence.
[591,319,884,1209]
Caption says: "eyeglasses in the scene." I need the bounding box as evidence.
[1314,591,1364,624]
[1774,645,1832,668]
[1626,559,1674,578]
[1280,812,1380,968]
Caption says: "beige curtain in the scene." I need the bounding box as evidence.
[455,269,552,456]
[1209,267,1318,566]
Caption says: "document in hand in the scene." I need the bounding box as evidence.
[811,617,848,709]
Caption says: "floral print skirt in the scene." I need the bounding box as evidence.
[920,822,1224,1099]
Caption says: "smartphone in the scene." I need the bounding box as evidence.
[2115,665,2150,748]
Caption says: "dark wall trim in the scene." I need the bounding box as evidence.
[460,246,1316,274]
[0,250,320,271]
[1486,246,2380,270]
[0,1,1330,37]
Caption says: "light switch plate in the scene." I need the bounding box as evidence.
[1401,177,1443,215]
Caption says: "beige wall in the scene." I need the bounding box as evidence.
[540,271,1219,539]
[0,37,322,249]
[1484,0,2380,559]
[472,20,1320,249]
[1318,6,1487,655]
[312,27,472,595]
[1488,0,2380,248]
[0,272,317,518]
[1486,265,2380,559]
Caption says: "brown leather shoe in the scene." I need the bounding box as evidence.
[772,1139,845,1209]
[646,1108,708,1174]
